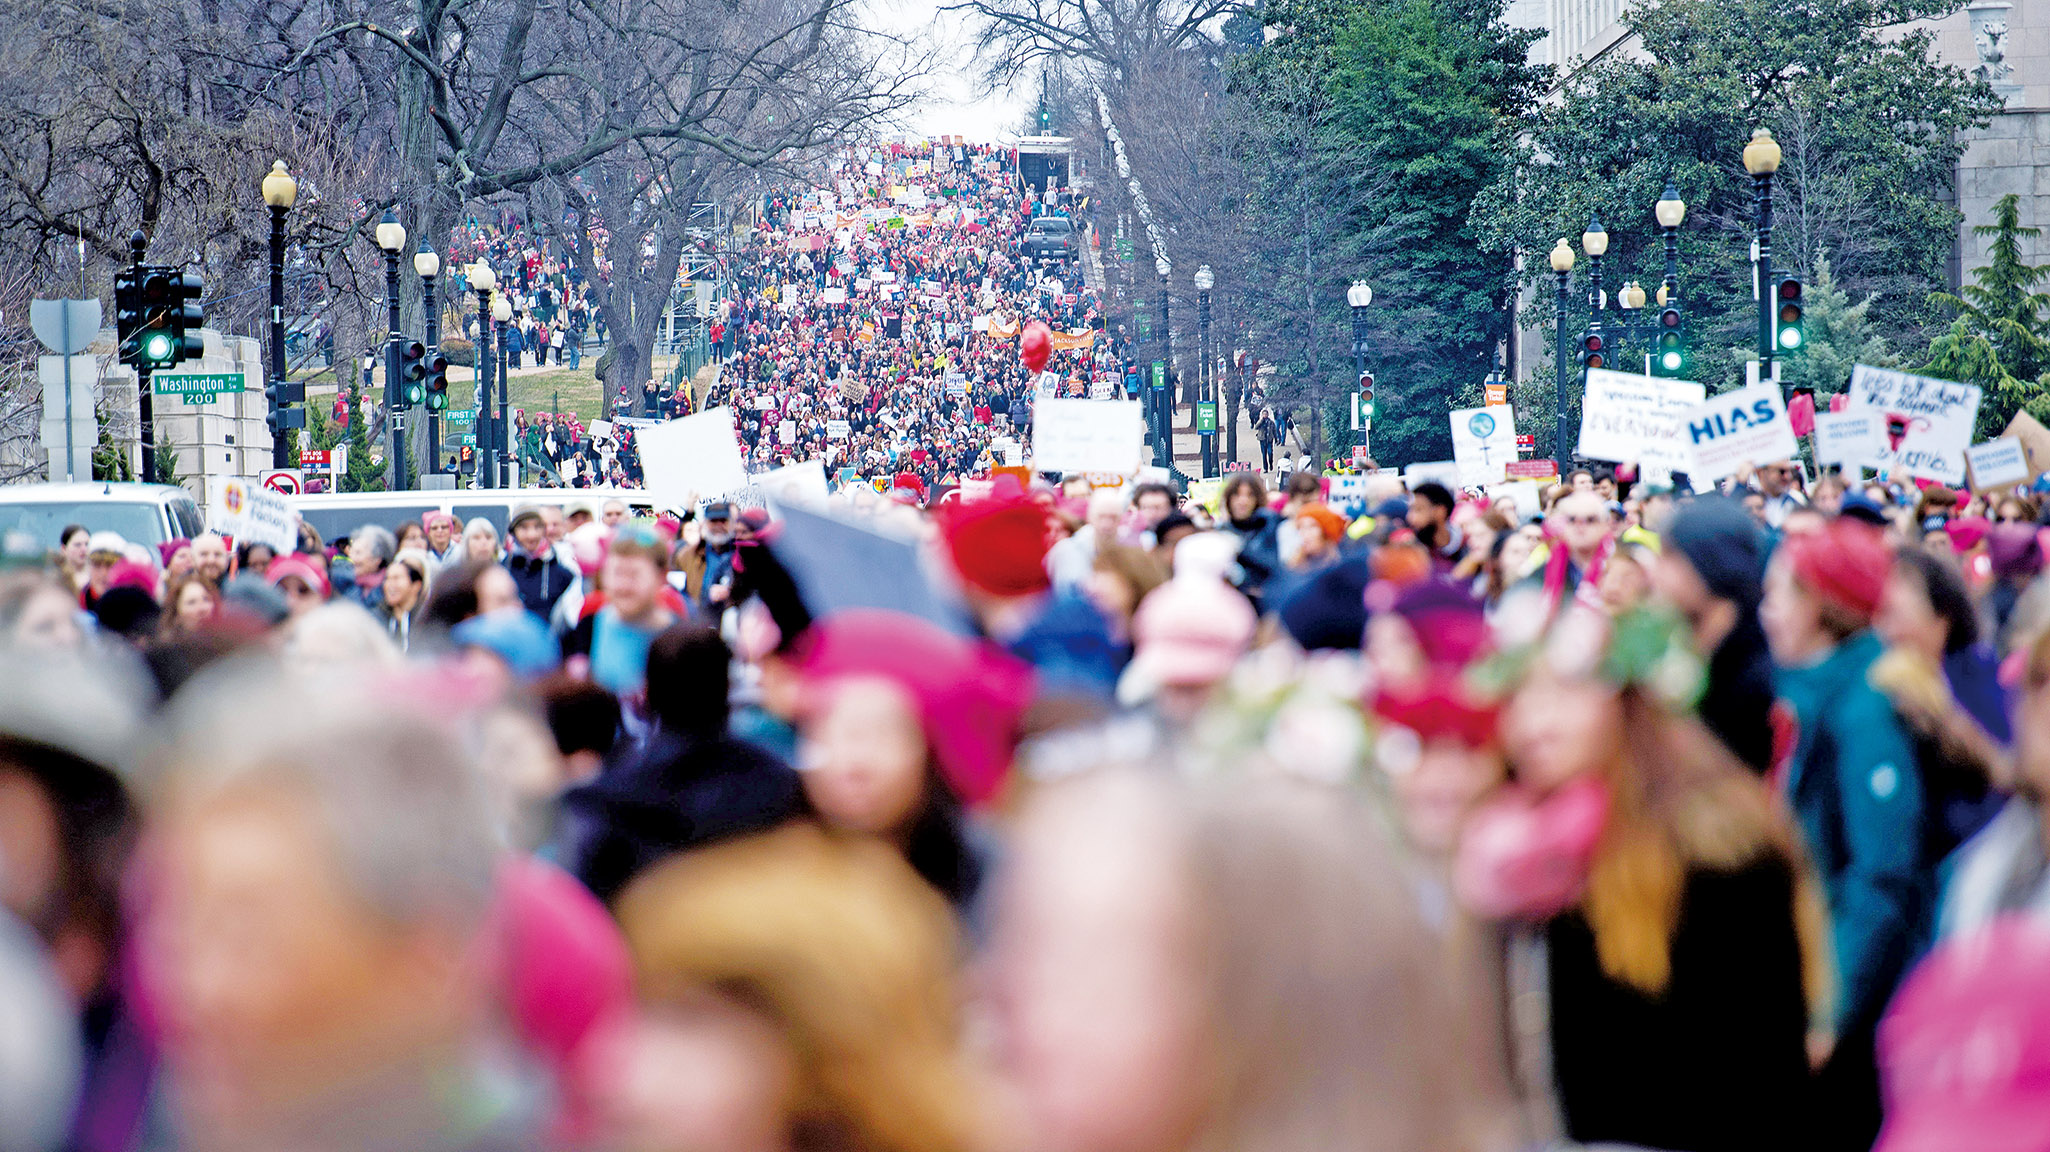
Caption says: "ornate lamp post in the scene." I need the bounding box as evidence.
[493,291,513,488]
[1743,128,1783,386]
[1549,239,1575,462]
[1347,279,1373,459]
[414,242,441,474]
[261,161,298,469]
[1194,264,1215,478]
[374,208,409,489]
[468,260,498,488]
[1654,181,1686,306]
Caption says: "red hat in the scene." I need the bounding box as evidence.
[800,609,1034,806]
[891,471,928,501]
[1372,671,1499,747]
[937,493,1052,598]
[1786,517,1891,624]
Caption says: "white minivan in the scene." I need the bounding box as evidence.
[0,482,206,550]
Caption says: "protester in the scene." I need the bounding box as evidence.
[373,548,434,651]
[505,504,576,620]
[1764,516,1936,1151]
[1469,606,1822,1151]
[1657,497,1778,774]
[564,524,680,698]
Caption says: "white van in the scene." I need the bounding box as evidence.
[0,482,205,550]
[290,488,664,542]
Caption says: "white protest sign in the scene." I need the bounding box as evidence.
[1966,436,2032,490]
[753,395,776,411]
[1576,369,1706,471]
[589,418,614,442]
[1847,364,1983,484]
[1089,378,1114,401]
[1031,398,1145,474]
[638,407,750,508]
[826,419,851,440]
[1035,371,1060,398]
[1677,385,1800,482]
[1812,408,1885,468]
[777,419,798,445]
[211,477,299,552]
[760,458,830,511]
[1403,461,1462,490]
[1449,405,1517,486]
[820,286,847,305]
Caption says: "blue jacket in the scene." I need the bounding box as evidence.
[1776,630,1936,1034]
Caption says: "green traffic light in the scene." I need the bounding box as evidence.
[1779,328,1802,350]
[428,392,446,412]
[405,383,425,405]
[1661,350,1683,371]
[142,331,173,363]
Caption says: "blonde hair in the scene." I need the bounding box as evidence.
[1580,688,1831,1015]
[615,824,976,1152]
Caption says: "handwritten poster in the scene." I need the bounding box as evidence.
[1576,370,1706,472]
[1847,364,1983,485]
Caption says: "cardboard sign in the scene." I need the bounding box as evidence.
[2004,410,2050,479]
[1812,408,1885,468]
[837,376,868,402]
[639,407,751,507]
[1450,405,1517,486]
[1966,437,2033,490]
[1678,385,1799,482]
[1030,398,1145,474]
[1847,364,1983,484]
[1576,370,1706,471]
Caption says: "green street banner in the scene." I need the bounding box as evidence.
[153,371,247,405]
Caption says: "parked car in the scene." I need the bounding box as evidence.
[0,482,204,550]
[1020,215,1078,265]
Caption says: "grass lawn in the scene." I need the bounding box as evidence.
[499,353,680,424]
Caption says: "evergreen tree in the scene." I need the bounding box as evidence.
[1919,193,2050,437]
[1779,253,1895,399]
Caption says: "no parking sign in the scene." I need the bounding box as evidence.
[260,468,303,495]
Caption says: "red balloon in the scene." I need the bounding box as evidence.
[1020,321,1052,373]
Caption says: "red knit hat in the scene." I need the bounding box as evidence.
[1786,517,1892,624]
[937,492,1052,598]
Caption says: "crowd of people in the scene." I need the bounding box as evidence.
[6,440,2050,1152]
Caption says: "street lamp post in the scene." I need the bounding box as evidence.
[1156,256,1172,468]
[1549,239,1575,463]
[1581,215,1609,337]
[415,243,441,475]
[262,161,297,469]
[494,292,513,488]
[1743,128,1782,387]
[1194,265,1215,478]
[1347,279,1373,461]
[375,208,408,490]
[1655,182,1686,306]
[468,261,498,488]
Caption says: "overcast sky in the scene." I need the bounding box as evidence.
[869,0,1032,138]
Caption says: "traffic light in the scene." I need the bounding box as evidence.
[164,269,204,363]
[135,270,178,368]
[397,340,426,407]
[1578,331,1606,372]
[423,350,450,411]
[1358,370,1376,423]
[113,266,145,368]
[1775,278,1805,351]
[1655,307,1686,376]
[265,378,306,435]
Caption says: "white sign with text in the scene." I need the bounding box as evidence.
[1812,408,1886,468]
[1966,436,2033,490]
[1678,385,1800,481]
[1847,364,1984,485]
[1576,370,1706,472]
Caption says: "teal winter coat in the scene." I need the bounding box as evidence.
[1776,630,1936,1035]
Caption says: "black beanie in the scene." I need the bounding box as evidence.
[1664,497,1765,612]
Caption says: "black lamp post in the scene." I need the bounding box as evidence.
[1549,238,1575,463]
[1347,279,1373,460]
[415,243,441,474]
[468,260,498,488]
[1195,264,1215,478]
[1656,181,1686,306]
[1744,128,1783,388]
[494,292,513,488]
[1581,215,1609,341]
[262,161,297,469]
[375,208,408,490]
[1156,257,1173,468]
